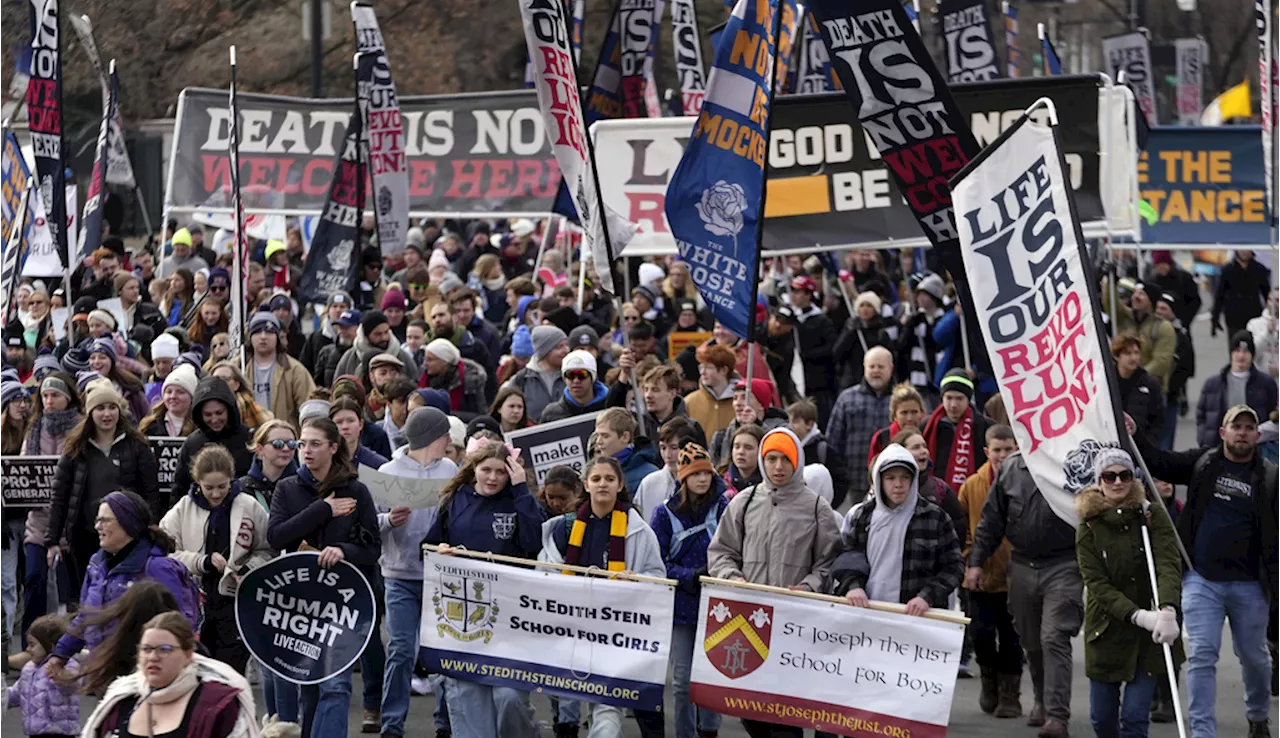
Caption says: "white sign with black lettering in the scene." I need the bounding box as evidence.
[2,457,58,507]
[505,411,602,485]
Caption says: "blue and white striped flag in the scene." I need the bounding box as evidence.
[1039,23,1062,76]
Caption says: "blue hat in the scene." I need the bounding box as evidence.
[61,346,90,374]
[1,380,22,407]
[76,370,104,392]
[173,351,205,378]
[1,366,19,384]
[88,337,117,365]
[510,324,534,358]
[268,294,292,312]
[516,295,538,324]
[248,312,281,335]
[415,388,451,415]
[336,309,362,327]
[32,352,61,380]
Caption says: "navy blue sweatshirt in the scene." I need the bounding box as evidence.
[424,482,543,559]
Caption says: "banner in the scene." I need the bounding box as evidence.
[358,464,446,509]
[586,0,665,124]
[78,62,115,258]
[1003,2,1020,78]
[504,410,602,484]
[690,580,965,738]
[940,0,1001,83]
[1,456,57,508]
[951,111,1120,528]
[297,97,364,305]
[419,550,675,711]
[795,13,842,94]
[166,88,558,217]
[774,0,802,93]
[665,0,779,340]
[0,186,24,325]
[668,330,713,359]
[1102,32,1156,125]
[26,0,67,261]
[1040,23,1062,76]
[3,131,56,277]
[67,14,136,188]
[353,3,409,259]
[236,552,377,685]
[1174,38,1205,126]
[520,0,635,296]
[151,436,186,499]
[1138,126,1271,245]
[1260,0,1277,223]
[672,0,708,115]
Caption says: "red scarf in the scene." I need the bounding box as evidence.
[867,421,902,469]
[923,404,974,493]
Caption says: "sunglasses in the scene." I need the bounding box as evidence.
[1100,470,1134,484]
[210,284,229,293]
[563,369,592,382]
[137,644,181,657]
[409,282,430,291]
[268,439,300,450]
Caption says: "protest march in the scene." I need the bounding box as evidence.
[0,1,1278,738]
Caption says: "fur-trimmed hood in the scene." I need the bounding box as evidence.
[1075,480,1147,523]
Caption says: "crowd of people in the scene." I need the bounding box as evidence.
[0,216,1276,738]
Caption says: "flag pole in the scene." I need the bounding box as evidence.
[1,182,32,327]
[1139,521,1189,738]
[228,46,247,371]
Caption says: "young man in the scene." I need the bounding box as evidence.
[608,359,707,448]
[1112,333,1165,445]
[594,407,661,495]
[504,325,569,422]
[787,275,837,427]
[827,346,896,506]
[1212,249,1271,347]
[449,288,501,373]
[633,417,700,522]
[1196,331,1279,447]
[627,321,665,363]
[382,290,409,342]
[314,309,362,387]
[246,312,315,426]
[428,299,493,389]
[404,319,428,369]
[334,309,420,385]
[379,376,417,448]
[787,398,844,506]
[419,339,489,421]
[158,227,208,278]
[300,292,354,376]
[922,369,991,494]
[1109,281,1176,391]
[682,343,738,444]
[376,407,458,738]
[539,350,608,422]
[957,424,1023,720]
[269,293,304,358]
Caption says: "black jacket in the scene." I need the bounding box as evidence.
[298,325,334,377]
[1213,257,1271,330]
[833,316,891,389]
[313,339,354,388]
[267,466,381,577]
[170,377,255,508]
[970,454,1077,567]
[46,433,161,548]
[1168,321,1195,403]
[761,329,798,404]
[1145,264,1202,327]
[793,306,837,395]
[1118,366,1165,446]
[603,386,707,448]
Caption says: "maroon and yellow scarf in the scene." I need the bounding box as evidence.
[562,500,628,574]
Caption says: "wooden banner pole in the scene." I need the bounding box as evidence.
[698,576,971,626]
[422,544,676,587]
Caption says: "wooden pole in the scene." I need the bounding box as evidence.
[698,576,971,626]
[422,544,676,587]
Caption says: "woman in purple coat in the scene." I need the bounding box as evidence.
[43,490,200,676]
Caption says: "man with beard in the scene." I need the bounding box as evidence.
[418,339,488,422]
[427,300,494,402]
[847,249,895,306]
[1107,281,1176,392]
[335,309,421,385]
[314,308,363,387]
[827,346,895,507]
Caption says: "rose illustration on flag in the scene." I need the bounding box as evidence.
[704,597,772,679]
[696,181,747,240]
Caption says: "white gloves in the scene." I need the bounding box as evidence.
[1152,607,1180,645]
[1132,609,1159,631]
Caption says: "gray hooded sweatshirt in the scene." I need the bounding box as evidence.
[377,453,458,580]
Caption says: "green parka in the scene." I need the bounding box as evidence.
[1075,481,1185,683]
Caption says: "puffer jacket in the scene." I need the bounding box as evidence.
[5,657,80,737]
[1195,365,1279,447]
[53,537,201,660]
[170,377,255,508]
[86,655,261,738]
[1076,481,1184,683]
[46,433,161,549]
[650,478,729,624]
[682,380,738,446]
[23,408,81,547]
[314,338,355,387]
[420,357,489,421]
[541,380,610,423]
[160,482,275,597]
[1118,365,1165,445]
[334,326,420,383]
[707,428,841,591]
[504,361,565,425]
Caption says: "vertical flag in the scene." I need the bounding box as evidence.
[1260,0,1276,225]
[227,47,247,358]
[26,0,66,262]
[520,0,636,295]
[1039,23,1062,76]
[940,0,1002,83]
[665,0,779,340]
[352,2,409,259]
[586,0,666,124]
[526,0,583,88]
[795,12,841,92]
[672,0,708,115]
[77,60,115,259]
[1003,2,1020,77]
[1102,31,1157,124]
[1,134,54,278]
[2,132,30,244]
[298,90,364,305]
[1173,38,1206,126]
[67,14,136,188]
[1,184,30,327]
[773,0,802,93]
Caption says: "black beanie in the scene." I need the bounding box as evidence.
[361,309,388,336]
[1230,330,1256,357]
[939,368,975,399]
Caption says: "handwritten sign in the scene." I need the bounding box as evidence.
[358,464,447,509]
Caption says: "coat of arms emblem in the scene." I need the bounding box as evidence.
[432,574,499,643]
[703,597,772,679]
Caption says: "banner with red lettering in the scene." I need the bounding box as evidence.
[164,88,558,218]
[26,0,67,261]
[951,110,1123,527]
[353,2,409,258]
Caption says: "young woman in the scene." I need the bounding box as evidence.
[139,365,198,438]
[209,360,274,430]
[45,386,161,591]
[330,396,391,469]
[82,612,258,738]
[720,423,764,498]
[537,465,584,521]
[188,300,228,358]
[488,386,532,433]
[161,446,274,673]
[163,268,194,328]
[267,417,380,738]
[202,332,232,370]
[1,381,32,455]
[472,253,508,324]
[1076,449,1182,738]
[86,337,151,422]
[610,302,641,347]
[540,456,666,737]
[426,440,544,738]
[868,382,927,465]
[650,443,728,738]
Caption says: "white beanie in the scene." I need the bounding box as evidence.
[638,262,666,288]
[448,416,467,448]
[162,364,199,398]
[88,309,117,330]
[151,333,180,360]
[561,349,598,381]
[425,338,461,365]
[854,291,882,313]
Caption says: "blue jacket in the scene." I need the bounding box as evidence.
[618,441,661,496]
[353,444,389,470]
[267,466,382,574]
[1196,365,1279,447]
[931,310,997,397]
[424,482,544,559]
[539,381,610,423]
[650,480,729,624]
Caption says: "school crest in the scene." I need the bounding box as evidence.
[432,573,499,643]
[703,598,772,679]
[492,512,517,541]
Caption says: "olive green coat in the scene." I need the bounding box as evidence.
[1075,481,1185,683]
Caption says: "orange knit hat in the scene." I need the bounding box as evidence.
[760,429,799,471]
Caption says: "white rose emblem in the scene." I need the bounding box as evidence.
[696,181,747,242]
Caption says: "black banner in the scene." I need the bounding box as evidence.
[168,88,558,216]
[236,552,376,685]
[151,436,185,499]
[940,0,1001,83]
[298,99,364,305]
[26,0,66,260]
[78,64,115,258]
[2,457,57,508]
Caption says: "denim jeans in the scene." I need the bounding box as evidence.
[672,622,722,737]
[2,519,22,643]
[301,665,353,738]
[551,695,580,726]
[1089,671,1157,738]
[261,661,300,723]
[362,573,386,711]
[433,676,451,731]
[381,577,420,736]
[21,542,52,645]
[1159,402,1178,450]
[444,677,533,738]
[1182,570,1272,737]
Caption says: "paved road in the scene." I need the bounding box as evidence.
[6,307,1276,737]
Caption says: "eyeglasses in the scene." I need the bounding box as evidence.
[137,644,181,657]
[1100,470,1134,484]
[563,369,592,382]
[268,439,300,450]
[94,516,117,527]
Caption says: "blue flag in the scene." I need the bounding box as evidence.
[665,0,777,341]
[1040,24,1062,75]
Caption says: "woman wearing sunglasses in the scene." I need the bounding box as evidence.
[1076,448,1183,738]
[81,611,257,738]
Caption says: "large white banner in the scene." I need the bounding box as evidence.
[1174,38,1205,127]
[671,0,707,115]
[951,113,1122,528]
[1102,32,1157,124]
[352,2,409,259]
[690,581,965,738]
[419,550,675,711]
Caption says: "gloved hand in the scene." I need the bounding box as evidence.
[1132,609,1160,632]
[1152,607,1180,645]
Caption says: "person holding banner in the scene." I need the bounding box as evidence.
[1074,447,1183,738]
[428,440,543,738]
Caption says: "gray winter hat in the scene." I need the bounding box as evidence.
[1093,447,1136,480]
[405,407,451,451]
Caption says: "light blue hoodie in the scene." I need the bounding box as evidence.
[377,453,458,580]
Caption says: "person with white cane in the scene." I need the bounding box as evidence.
[1075,447,1184,738]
